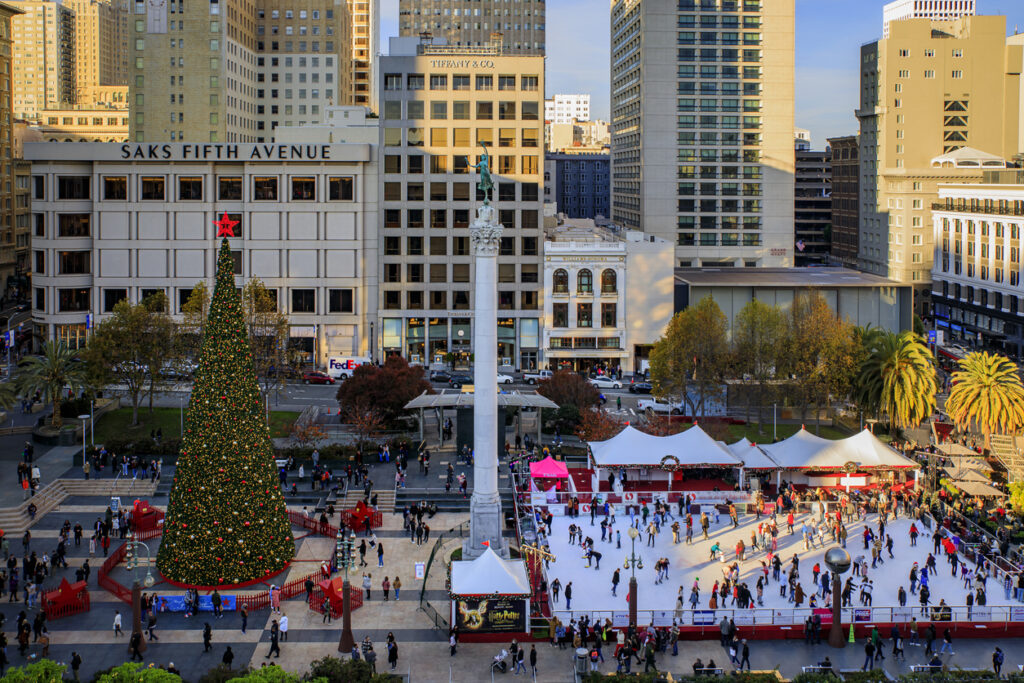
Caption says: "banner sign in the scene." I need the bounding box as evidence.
[681,491,754,505]
[813,608,832,625]
[612,612,630,628]
[454,598,527,632]
[892,607,914,622]
[414,562,425,580]
[652,610,676,627]
[971,607,991,621]
[732,612,754,625]
[1011,607,1024,622]
[158,594,236,612]
[692,610,716,626]
[854,609,872,622]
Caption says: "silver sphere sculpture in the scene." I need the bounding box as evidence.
[824,547,851,575]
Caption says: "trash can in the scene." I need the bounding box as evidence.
[574,647,589,675]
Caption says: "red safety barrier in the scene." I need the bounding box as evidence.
[308,581,364,619]
[42,578,91,620]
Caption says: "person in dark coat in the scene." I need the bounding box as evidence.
[222,646,234,667]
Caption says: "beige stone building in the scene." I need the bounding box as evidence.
[11,0,76,119]
[856,15,1024,308]
[17,105,128,141]
[64,0,129,105]
[349,0,377,109]
[546,119,609,154]
[610,0,795,268]
[0,1,26,295]
[399,0,545,55]
[130,0,357,142]
[378,37,545,369]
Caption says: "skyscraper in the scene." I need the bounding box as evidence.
[64,0,129,106]
[129,0,357,142]
[609,0,795,268]
[10,0,76,119]
[0,1,25,293]
[398,0,545,55]
[545,94,590,124]
[856,15,1023,303]
[350,0,379,109]
[828,135,860,267]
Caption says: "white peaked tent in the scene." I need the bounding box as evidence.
[726,437,780,470]
[588,425,741,468]
[759,428,917,470]
[450,546,531,596]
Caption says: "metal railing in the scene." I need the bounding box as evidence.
[417,520,469,630]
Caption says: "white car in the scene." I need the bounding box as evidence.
[497,374,514,385]
[589,376,622,390]
[637,397,683,415]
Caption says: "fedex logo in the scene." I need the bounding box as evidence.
[330,359,358,370]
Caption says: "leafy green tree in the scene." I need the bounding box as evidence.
[241,278,292,404]
[944,351,1024,449]
[95,662,183,682]
[855,329,937,431]
[177,280,211,364]
[649,296,729,416]
[306,656,396,683]
[1009,481,1024,513]
[0,659,66,682]
[224,668,310,683]
[733,299,789,431]
[16,340,88,427]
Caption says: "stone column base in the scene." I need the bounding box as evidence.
[463,493,508,560]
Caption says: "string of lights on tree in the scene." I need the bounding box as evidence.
[155,237,295,586]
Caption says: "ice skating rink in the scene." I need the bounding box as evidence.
[542,507,1015,623]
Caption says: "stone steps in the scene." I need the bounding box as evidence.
[0,478,158,533]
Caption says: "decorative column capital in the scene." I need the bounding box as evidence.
[469,204,504,256]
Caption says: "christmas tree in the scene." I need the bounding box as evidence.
[156,238,295,586]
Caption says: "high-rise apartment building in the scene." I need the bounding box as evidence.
[130,0,356,142]
[856,15,1024,301]
[11,0,76,119]
[349,0,379,109]
[610,0,795,268]
[545,94,589,124]
[0,1,25,295]
[378,37,545,369]
[828,135,859,267]
[794,145,830,266]
[398,0,545,55]
[64,0,129,106]
[882,0,974,37]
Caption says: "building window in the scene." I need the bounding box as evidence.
[577,269,593,294]
[328,288,353,313]
[329,176,354,200]
[103,288,128,312]
[553,303,568,327]
[601,269,617,294]
[57,176,90,200]
[103,176,127,200]
[291,289,315,313]
[34,287,45,313]
[601,303,617,327]
[218,176,242,200]
[498,75,516,90]
[291,176,316,200]
[577,303,593,328]
[178,176,203,200]
[58,214,90,238]
[58,251,90,275]
[254,177,278,200]
[58,288,90,312]
[140,176,165,200]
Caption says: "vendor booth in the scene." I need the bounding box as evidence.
[449,547,532,636]
[725,437,780,490]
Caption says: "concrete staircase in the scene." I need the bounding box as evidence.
[338,487,395,511]
[989,435,1024,481]
[0,478,158,533]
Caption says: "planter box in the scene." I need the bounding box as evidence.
[30,402,44,414]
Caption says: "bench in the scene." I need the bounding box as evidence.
[802,666,834,675]
[910,665,943,673]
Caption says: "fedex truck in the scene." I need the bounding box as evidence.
[327,356,371,379]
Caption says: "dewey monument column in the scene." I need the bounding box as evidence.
[464,144,508,559]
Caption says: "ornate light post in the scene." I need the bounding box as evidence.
[336,530,357,653]
[624,526,644,628]
[825,547,851,648]
[124,532,155,654]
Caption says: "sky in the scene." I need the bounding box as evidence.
[381,0,1024,148]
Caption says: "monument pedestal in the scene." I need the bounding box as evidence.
[463,492,507,559]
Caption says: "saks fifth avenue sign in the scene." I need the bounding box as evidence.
[121,143,333,161]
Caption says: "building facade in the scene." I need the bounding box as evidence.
[544,153,609,219]
[64,0,129,106]
[546,119,609,153]
[11,0,76,119]
[0,1,24,297]
[129,0,356,143]
[610,0,795,268]
[398,0,545,55]
[828,135,859,267]
[24,140,378,360]
[18,106,128,141]
[543,221,673,374]
[931,175,1024,356]
[544,93,589,124]
[350,0,379,109]
[378,39,544,370]
[882,0,974,37]
[794,146,831,266]
[857,15,1024,303]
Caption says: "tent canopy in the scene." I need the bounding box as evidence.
[725,437,780,470]
[942,467,989,483]
[530,456,569,479]
[949,480,1006,498]
[588,425,741,468]
[759,428,918,470]
[450,546,531,596]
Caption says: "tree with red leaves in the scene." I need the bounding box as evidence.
[335,356,432,427]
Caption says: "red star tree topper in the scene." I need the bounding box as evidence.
[214,212,239,238]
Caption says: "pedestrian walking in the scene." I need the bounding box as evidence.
[223,646,234,667]
[739,640,751,671]
[377,542,384,567]
[203,622,212,652]
[70,652,82,682]
[240,604,248,634]
[394,576,402,600]
[993,647,1004,675]
[530,644,538,676]
[146,610,158,640]
[388,641,399,670]
[279,613,288,641]
[862,641,875,671]
[938,628,954,655]
[113,610,123,636]
[266,620,281,658]
[565,581,573,610]
[129,632,144,662]
[382,576,391,601]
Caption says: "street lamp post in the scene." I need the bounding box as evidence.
[336,530,357,653]
[825,547,851,648]
[78,414,89,470]
[124,532,155,654]
[624,526,643,629]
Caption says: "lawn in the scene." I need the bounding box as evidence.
[725,421,849,443]
[94,407,300,443]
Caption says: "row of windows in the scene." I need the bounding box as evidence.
[39,286,355,315]
[383,99,540,121]
[383,181,538,203]
[382,289,537,311]
[384,262,538,285]
[384,126,540,147]
[382,235,538,256]
[381,146,539,175]
[677,232,762,246]
[552,268,617,294]
[383,208,540,230]
[384,73,539,92]
[44,175,355,203]
[552,303,617,328]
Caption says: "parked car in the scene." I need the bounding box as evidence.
[589,376,623,390]
[302,370,335,385]
[449,373,473,388]
[522,369,553,385]
[429,370,453,383]
[637,397,683,415]
[497,373,514,384]
[629,381,653,394]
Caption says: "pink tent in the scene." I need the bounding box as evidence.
[529,456,569,479]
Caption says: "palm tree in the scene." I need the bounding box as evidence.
[944,351,1024,449]
[855,330,937,430]
[16,340,88,427]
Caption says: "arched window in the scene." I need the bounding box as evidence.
[553,269,568,294]
[577,269,593,294]
[601,269,617,294]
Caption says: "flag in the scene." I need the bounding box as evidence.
[481,541,490,547]
[796,240,806,252]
